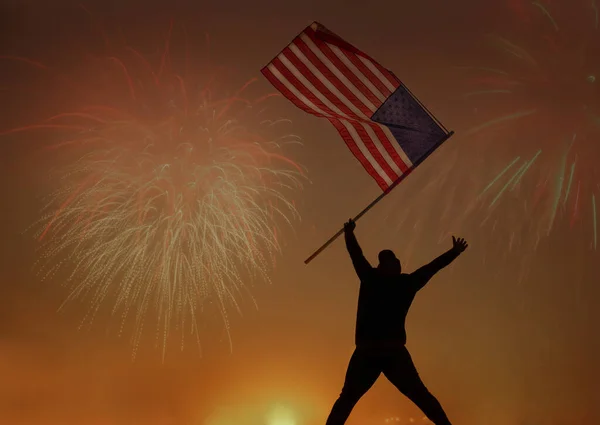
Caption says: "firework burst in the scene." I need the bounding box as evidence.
[456,0,600,255]
[2,20,305,358]
[375,0,600,275]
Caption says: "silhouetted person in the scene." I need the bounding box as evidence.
[325,218,468,425]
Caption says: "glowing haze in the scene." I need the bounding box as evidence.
[0,1,598,425]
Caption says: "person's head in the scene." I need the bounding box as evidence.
[377,249,401,276]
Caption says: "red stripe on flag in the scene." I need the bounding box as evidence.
[292,37,365,120]
[303,30,383,112]
[329,118,389,190]
[349,120,399,182]
[270,57,338,118]
[369,59,400,89]
[369,123,410,173]
[296,33,373,117]
[337,47,395,98]
[261,66,329,118]
[281,46,360,120]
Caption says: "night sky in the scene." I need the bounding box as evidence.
[1,0,599,424]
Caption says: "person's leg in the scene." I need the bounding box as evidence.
[382,347,452,425]
[325,348,382,425]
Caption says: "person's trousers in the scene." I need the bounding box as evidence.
[325,345,452,425]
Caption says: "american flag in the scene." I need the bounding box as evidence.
[262,22,450,191]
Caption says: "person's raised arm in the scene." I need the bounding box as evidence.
[410,236,468,291]
[344,219,372,280]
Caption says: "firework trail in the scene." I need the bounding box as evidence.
[1,20,305,358]
[458,0,600,255]
[376,0,600,275]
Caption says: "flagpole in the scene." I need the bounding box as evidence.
[304,130,455,265]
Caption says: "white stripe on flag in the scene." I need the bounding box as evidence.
[296,38,380,113]
[380,126,414,168]
[359,56,397,93]
[328,44,386,105]
[300,34,370,119]
[266,64,329,117]
[284,46,360,120]
[277,54,349,118]
[340,120,394,187]
[359,122,404,176]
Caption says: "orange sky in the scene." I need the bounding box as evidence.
[0,1,599,424]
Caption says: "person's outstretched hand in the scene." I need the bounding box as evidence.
[344,218,356,233]
[452,236,468,253]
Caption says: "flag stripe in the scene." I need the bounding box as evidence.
[305,26,398,100]
[301,31,376,115]
[359,54,399,91]
[281,46,364,120]
[368,123,411,174]
[297,35,370,119]
[330,118,390,189]
[311,22,401,90]
[327,43,386,104]
[358,121,404,177]
[263,64,326,117]
[338,46,395,99]
[349,120,399,182]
